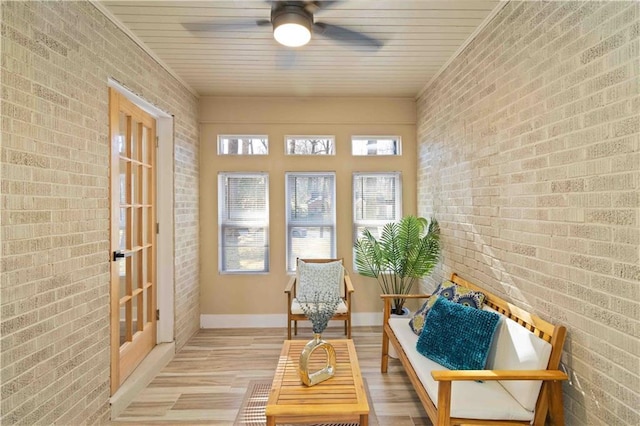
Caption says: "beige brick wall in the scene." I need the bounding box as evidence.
[1,1,200,424]
[417,1,639,425]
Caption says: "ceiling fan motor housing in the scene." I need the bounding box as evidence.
[272,4,314,33]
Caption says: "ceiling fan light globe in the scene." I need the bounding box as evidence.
[274,22,311,47]
[272,11,312,47]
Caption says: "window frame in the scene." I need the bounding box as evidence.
[352,171,402,247]
[285,135,336,156]
[285,171,337,271]
[218,172,270,274]
[217,135,269,155]
[351,135,402,156]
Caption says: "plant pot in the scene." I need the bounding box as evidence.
[391,306,410,317]
[388,307,410,359]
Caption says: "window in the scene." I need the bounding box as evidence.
[353,172,402,244]
[218,172,269,273]
[352,136,401,156]
[285,136,335,155]
[285,172,336,271]
[218,135,268,155]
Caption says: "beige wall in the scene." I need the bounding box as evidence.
[1,1,200,423]
[200,97,417,318]
[417,2,639,425]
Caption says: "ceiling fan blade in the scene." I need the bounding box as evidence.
[313,22,382,49]
[305,1,341,13]
[256,19,272,27]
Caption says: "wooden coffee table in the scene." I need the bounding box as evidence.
[265,339,369,425]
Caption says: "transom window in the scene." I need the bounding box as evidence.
[285,136,335,155]
[218,135,268,155]
[218,172,269,273]
[285,172,336,271]
[352,136,401,156]
[353,172,402,244]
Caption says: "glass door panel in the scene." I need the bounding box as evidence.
[110,88,157,394]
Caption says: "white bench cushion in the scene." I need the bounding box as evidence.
[484,309,552,411]
[389,317,534,422]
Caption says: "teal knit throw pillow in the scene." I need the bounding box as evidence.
[416,296,501,371]
[409,281,486,336]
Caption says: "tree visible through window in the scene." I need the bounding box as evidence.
[218,135,268,155]
[218,172,269,273]
[352,136,401,156]
[285,172,336,271]
[286,136,335,155]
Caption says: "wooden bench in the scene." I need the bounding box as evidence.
[381,273,568,426]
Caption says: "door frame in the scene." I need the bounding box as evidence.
[108,79,175,345]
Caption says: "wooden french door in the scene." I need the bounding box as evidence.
[109,88,157,394]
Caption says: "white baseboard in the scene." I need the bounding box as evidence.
[200,312,383,329]
[351,312,383,326]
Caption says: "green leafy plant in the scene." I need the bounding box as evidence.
[354,216,441,315]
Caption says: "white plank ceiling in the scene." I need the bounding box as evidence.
[98,0,502,97]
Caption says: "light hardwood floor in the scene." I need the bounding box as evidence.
[112,325,432,425]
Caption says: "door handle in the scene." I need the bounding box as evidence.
[113,250,133,261]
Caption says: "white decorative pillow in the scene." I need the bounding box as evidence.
[297,259,343,302]
[485,307,552,412]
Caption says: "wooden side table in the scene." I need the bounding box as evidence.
[265,339,369,425]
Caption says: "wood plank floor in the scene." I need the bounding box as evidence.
[112,325,432,425]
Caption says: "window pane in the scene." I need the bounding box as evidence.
[221,226,269,273]
[352,136,401,156]
[287,226,334,270]
[354,224,384,240]
[353,172,401,245]
[287,174,335,224]
[354,175,399,221]
[218,173,269,273]
[286,173,336,271]
[285,136,335,155]
[218,135,268,155]
[226,176,267,220]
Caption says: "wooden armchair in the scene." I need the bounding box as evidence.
[285,258,354,340]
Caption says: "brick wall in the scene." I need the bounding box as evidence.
[417,1,639,425]
[1,1,200,424]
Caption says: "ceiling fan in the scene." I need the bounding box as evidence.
[184,1,382,49]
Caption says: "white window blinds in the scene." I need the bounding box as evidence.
[353,172,402,243]
[285,172,336,271]
[218,172,269,273]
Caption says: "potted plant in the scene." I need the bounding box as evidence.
[354,216,441,315]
